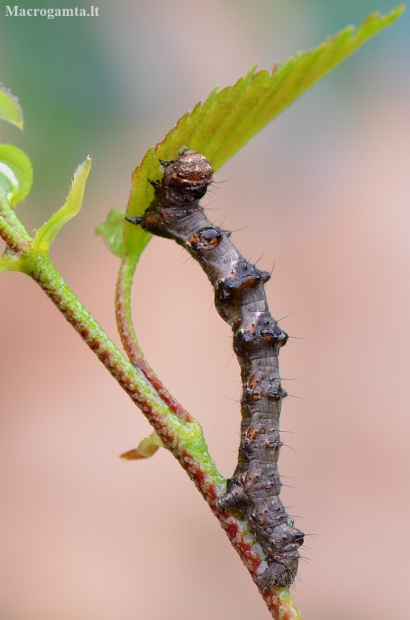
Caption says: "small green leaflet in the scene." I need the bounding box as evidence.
[96,207,151,263]
[33,157,92,253]
[0,84,23,129]
[95,209,126,258]
[120,432,165,460]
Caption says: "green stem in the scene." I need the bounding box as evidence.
[0,195,32,243]
[0,214,30,252]
[116,254,193,421]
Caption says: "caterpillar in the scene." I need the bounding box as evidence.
[126,149,304,589]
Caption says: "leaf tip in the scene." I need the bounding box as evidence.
[68,156,92,195]
[361,4,406,30]
[75,155,93,175]
[391,3,406,17]
[120,448,145,460]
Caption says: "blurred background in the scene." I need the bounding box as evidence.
[0,1,409,619]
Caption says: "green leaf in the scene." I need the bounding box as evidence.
[95,208,126,258]
[96,207,151,263]
[33,157,92,253]
[0,144,33,206]
[123,148,153,259]
[126,6,404,225]
[0,84,23,129]
[120,432,165,460]
[95,207,133,259]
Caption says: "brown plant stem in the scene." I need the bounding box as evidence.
[0,214,31,253]
[115,253,193,421]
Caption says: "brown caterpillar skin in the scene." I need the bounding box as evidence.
[126,149,304,588]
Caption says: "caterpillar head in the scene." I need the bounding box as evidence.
[161,150,213,205]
